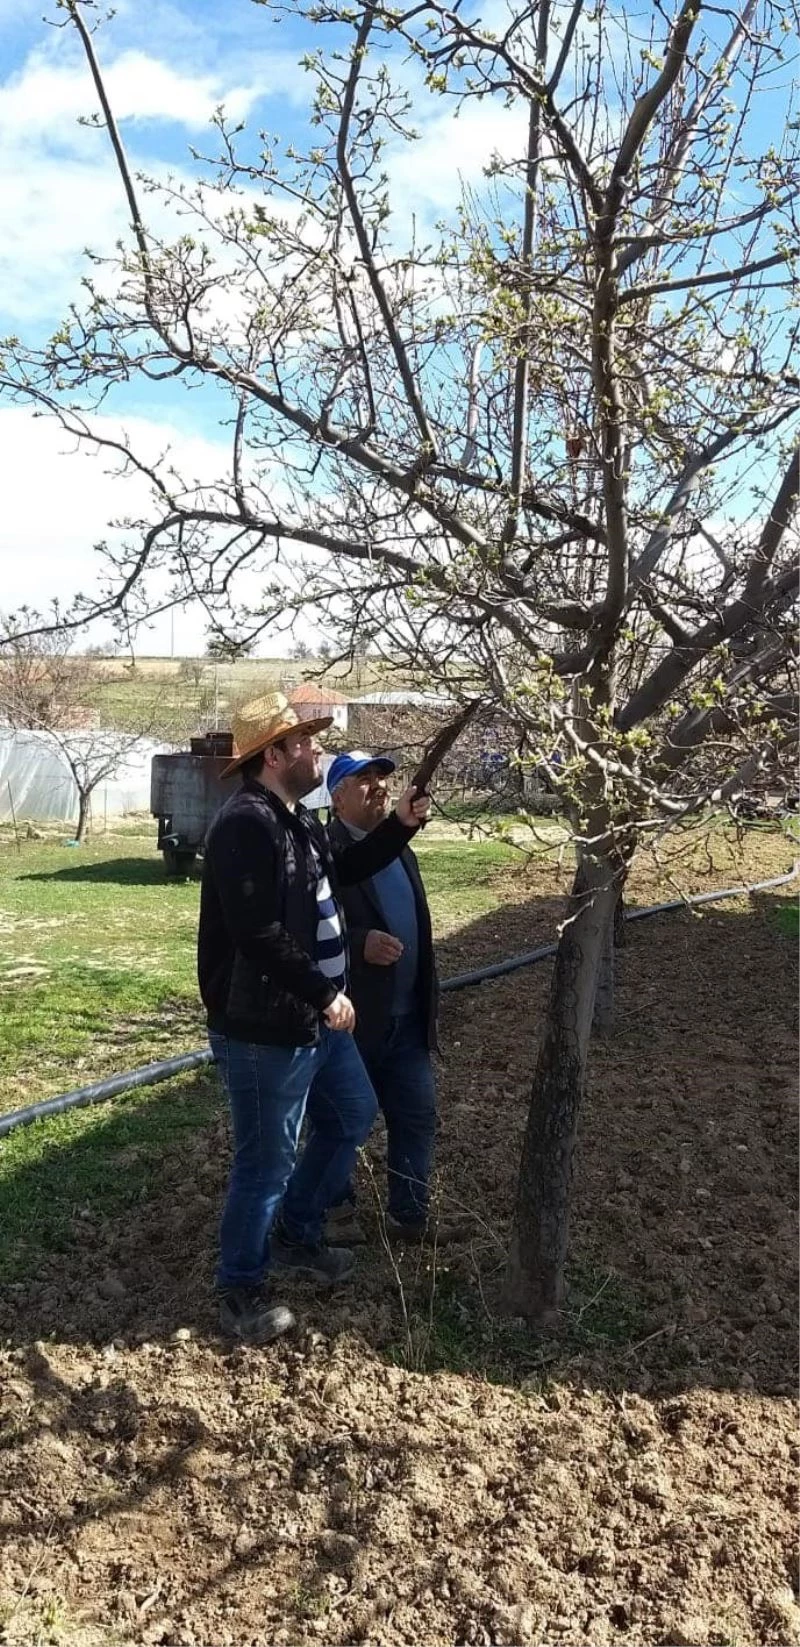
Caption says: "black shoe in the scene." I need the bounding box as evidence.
[218,1283,295,1343]
[271,1227,356,1284]
[385,1213,472,1247]
[326,1203,368,1246]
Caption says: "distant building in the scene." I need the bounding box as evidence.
[344,691,452,778]
[287,682,349,733]
[350,690,454,709]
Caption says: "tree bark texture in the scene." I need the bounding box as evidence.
[613,888,626,947]
[75,792,90,843]
[504,859,619,1324]
[592,911,615,1035]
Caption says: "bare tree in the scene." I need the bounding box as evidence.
[0,0,797,1318]
[0,616,158,841]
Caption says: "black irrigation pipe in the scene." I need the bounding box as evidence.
[1,865,796,1141]
[0,1051,214,1140]
[436,863,798,990]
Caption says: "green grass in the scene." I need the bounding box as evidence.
[0,833,202,1112]
[1,820,791,1284]
[0,827,518,1116]
[0,826,517,1276]
[390,1262,648,1383]
[772,901,799,939]
[80,653,427,736]
[0,1070,219,1281]
[414,833,518,927]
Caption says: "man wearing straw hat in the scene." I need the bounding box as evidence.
[198,691,430,1344]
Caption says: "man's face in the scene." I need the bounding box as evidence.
[333,764,391,832]
[271,732,323,799]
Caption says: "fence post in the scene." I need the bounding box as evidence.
[7,781,21,853]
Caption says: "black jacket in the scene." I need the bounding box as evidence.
[198,777,419,1047]
[326,814,439,1052]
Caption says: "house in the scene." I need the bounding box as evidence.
[287,682,349,733]
[346,690,454,778]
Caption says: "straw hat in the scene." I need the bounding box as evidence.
[220,691,333,779]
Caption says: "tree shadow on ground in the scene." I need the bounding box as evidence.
[21,855,196,886]
[0,886,796,1402]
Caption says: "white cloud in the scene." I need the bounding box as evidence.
[0,405,224,653]
[0,49,260,136]
[0,404,320,657]
[0,32,306,326]
[386,100,529,227]
[0,136,258,327]
[0,147,128,324]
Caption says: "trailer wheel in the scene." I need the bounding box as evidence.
[163,847,197,877]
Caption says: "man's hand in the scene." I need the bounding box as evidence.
[323,991,356,1033]
[395,784,431,828]
[364,929,403,966]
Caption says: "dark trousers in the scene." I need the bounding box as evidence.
[329,1012,436,1224]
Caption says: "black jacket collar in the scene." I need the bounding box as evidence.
[241,775,315,835]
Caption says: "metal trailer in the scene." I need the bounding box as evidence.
[150,731,234,875]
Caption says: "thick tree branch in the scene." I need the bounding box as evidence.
[502,1,550,552]
[336,4,438,456]
[608,0,702,201]
[619,249,793,307]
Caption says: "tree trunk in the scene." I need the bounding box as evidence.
[503,858,619,1324]
[75,790,90,842]
[613,886,626,947]
[592,910,615,1035]
[593,874,629,1034]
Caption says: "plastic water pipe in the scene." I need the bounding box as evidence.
[0,1051,214,1139]
[0,864,795,1140]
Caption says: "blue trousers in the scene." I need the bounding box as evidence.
[210,1028,378,1289]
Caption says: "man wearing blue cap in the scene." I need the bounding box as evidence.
[324,749,448,1243]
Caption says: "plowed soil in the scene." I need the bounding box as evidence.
[1,872,797,1646]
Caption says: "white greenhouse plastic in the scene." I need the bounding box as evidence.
[0,729,168,826]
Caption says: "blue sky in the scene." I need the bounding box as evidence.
[0,0,527,652]
[0,1,793,655]
[0,0,331,650]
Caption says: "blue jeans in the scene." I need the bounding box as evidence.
[210,1028,378,1289]
[335,1014,437,1224]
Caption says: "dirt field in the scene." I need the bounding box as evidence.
[0,869,797,1646]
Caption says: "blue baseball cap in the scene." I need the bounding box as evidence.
[327,750,396,794]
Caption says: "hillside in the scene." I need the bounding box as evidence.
[1,654,426,741]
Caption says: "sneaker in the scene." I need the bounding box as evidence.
[218,1284,295,1344]
[385,1213,472,1247]
[271,1228,356,1284]
[326,1203,368,1246]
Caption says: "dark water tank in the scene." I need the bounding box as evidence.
[150,732,234,873]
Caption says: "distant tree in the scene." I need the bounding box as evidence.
[177,657,204,689]
[0,613,157,842]
[352,649,369,689]
[291,639,312,661]
[205,628,255,661]
[0,617,77,729]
